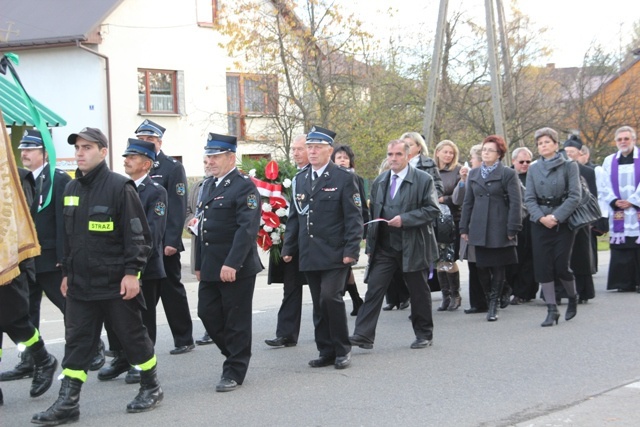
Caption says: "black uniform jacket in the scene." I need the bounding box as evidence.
[29,165,72,273]
[138,175,168,280]
[195,168,263,281]
[62,161,152,300]
[282,162,363,271]
[149,150,187,251]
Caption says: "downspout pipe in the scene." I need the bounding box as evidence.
[76,41,113,169]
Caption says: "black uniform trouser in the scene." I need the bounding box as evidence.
[160,252,194,347]
[29,270,66,329]
[275,260,303,342]
[105,278,162,352]
[198,275,255,384]
[305,267,351,358]
[354,248,433,343]
[62,295,154,372]
[0,271,42,354]
[385,271,410,306]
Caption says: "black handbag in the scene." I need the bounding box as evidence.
[567,174,601,231]
[435,203,455,244]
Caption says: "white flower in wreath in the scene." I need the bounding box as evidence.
[270,233,281,244]
[249,169,257,177]
[262,202,272,212]
[279,224,286,231]
[260,217,265,226]
[283,178,292,188]
[275,208,287,217]
[263,225,274,233]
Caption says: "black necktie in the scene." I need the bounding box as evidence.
[312,171,319,191]
[208,177,218,198]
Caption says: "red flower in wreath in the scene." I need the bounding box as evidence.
[265,160,279,180]
[269,196,287,210]
[257,229,273,251]
[262,211,281,228]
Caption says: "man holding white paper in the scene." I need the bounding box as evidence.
[350,139,440,351]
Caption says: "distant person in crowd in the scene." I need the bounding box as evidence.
[524,127,581,327]
[460,135,522,322]
[433,139,463,311]
[453,144,488,314]
[601,126,640,292]
[193,133,263,392]
[282,126,363,370]
[506,147,537,305]
[265,134,309,348]
[562,135,597,303]
[185,158,214,346]
[349,139,439,351]
[331,144,368,316]
[135,119,195,355]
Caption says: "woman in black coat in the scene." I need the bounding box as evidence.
[460,135,522,321]
[331,144,367,315]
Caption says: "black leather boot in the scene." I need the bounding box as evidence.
[541,304,560,327]
[88,339,105,371]
[0,349,34,381]
[447,271,461,311]
[565,296,578,321]
[125,367,141,384]
[30,346,58,397]
[346,284,363,316]
[486,300,499,321]
[126,365,163,413]
[436,271,451,311]
[97,351,130,381]
[31,377,82,425]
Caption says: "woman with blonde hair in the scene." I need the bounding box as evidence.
[400,132,444,197]
[433,140,463,310]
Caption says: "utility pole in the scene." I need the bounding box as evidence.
[422,0,448,150]
[495,0,521,155]
[484,0,507,147]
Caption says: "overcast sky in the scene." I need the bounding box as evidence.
[347,0,640,68]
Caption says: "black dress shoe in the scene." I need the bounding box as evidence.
[169,344,195,355]
[398,299,410,310]
[196,333,214,346]
[265,337,297,347]
[334,353,351,370]
[382,304,396,311]
[0,351,34,381]
[89,339,105,371]
[410,338,433,349]
[464,307,487,314]
[308,356,335,368]
[216,378,239,392]
[349,335,373,349]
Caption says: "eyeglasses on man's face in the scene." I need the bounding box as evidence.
[518,160,531,164]
[616,137,631,142]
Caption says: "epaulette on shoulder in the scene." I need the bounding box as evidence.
[296,164,310,175]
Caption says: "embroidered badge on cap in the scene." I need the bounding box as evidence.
[176,183,186,196]
[154,202,166,216]
[353,193,362,208]
[247,193,258,209]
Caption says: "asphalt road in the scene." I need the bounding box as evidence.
[2,243,640,426]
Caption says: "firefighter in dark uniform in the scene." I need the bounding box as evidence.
[32,128,163,425]
[1,167,58,406]
[191,133,263,392]
[1,130,73,383]
[281,126,364,370]
[98,139,168,384]
[135,119,195,355]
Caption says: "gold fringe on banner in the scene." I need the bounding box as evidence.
[0,111,41,285]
